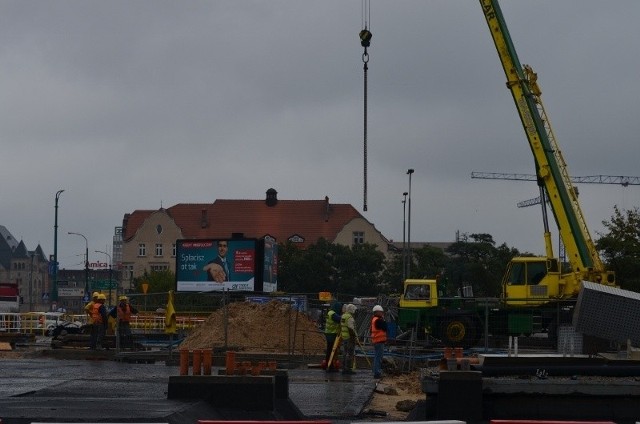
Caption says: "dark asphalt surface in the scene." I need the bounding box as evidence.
[0,357,379,423]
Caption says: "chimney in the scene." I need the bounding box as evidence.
[122,214,130,235]
[324,196,330,222]
[266,188,278,207]
[200,208,208,228]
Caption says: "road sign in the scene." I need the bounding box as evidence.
[92,280,118,290]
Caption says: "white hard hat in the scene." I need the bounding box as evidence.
[346,304,357,314]
[372,305,384,313]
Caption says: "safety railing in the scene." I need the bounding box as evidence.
[0,312,86,335]
[129,314,206,334]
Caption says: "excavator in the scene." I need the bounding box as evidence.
[397,0,615,347]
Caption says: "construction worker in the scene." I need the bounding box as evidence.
[112,295,138,349]
[89,293,108,350]
[340,303,357,375]
[371,305,388,379]
[84,292,100,325]
[324,301,342,371]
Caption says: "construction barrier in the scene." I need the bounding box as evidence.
[179,349,277,376]
[129,314,205,332]
[0,312,86,335]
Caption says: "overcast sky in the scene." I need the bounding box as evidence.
[2,1,639,270]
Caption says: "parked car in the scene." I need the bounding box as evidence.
[23,312,82,336]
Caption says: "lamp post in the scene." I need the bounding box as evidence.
[95,250,112,307]
[68,232,89,301]
[406,169,414,278]
[29,252,35,311]
[402,192,408,282]
[53,189,64,302]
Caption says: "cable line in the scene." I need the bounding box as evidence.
[360,0,372,211]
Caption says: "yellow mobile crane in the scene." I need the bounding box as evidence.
[397,0,616,347]
[479,0,615,305]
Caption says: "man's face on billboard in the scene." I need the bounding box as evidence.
[218,241,228,257]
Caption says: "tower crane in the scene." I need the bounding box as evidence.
[471,172,640,207]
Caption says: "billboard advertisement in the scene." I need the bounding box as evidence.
[176,239,257,292]
[262,237,278,293]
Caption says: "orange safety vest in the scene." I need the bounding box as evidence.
[84,301,95,324]
[91,303,104,324]
[117,304,132,322]
[371,316,387,344]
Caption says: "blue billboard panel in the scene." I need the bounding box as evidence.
[176,239,256,292]
[262,238,278,293]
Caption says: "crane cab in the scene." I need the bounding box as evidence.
[502,256,564,305]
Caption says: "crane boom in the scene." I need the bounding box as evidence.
[479,0,614,302]
[471,172,640,186]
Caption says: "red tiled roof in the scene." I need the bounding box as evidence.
[123,198,366,248]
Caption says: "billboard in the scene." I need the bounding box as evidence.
[262,237,278,293]
[176,238,278,293]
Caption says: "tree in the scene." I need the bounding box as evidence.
[277,239,385,296]
[596,206,640,292]
[412,245,448,281]
[131,269,175,294]
[445,233,517,297]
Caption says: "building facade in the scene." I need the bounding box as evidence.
[0,225,50,312]
[120,189,392,289]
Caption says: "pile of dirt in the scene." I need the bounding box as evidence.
[179,300,326,354]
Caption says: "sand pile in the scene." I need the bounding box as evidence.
[179,300,326,354]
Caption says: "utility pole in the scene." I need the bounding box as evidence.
[406,169,414,278]
[29,252,35,311]
[53,189,64,302]
[96,250,112,307]
[68,232,89,303]
[402,192,408,282]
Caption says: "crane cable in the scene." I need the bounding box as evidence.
[360,0,372,212]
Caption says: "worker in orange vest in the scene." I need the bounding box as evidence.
[90,293,108,350]
[111,295,138,349]
[371,304,388,379]
[84,292,100,325]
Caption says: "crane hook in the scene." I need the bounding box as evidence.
[359,29,372,48]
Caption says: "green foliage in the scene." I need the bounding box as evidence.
[278,238,384,296]
[279,234,517,298]
[131,269,176,294]
[444,233,517,297]
[596,206,640,292]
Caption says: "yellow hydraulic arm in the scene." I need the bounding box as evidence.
[479,0,614,290]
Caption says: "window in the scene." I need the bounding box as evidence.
[508,262,525,285]
[353,231,365,245]
[405,284,430,300]
[151,264,169,272]
[155,243,163,257]
[528,261,547,285]
[138,244,146,257]
[172,243,176,257]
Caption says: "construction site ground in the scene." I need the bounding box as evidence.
[0,353,424,423]
[0,301,425,423]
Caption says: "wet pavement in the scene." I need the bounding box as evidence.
[0,358,379,423]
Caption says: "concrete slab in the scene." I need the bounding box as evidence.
[0,358,377,423]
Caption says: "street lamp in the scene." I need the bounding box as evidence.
[406,169,414,278]
[95,250,112,307]
[29,252,35,311]
[53,189,64,302]
[402,192,408,282]
[68,232,89,301]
